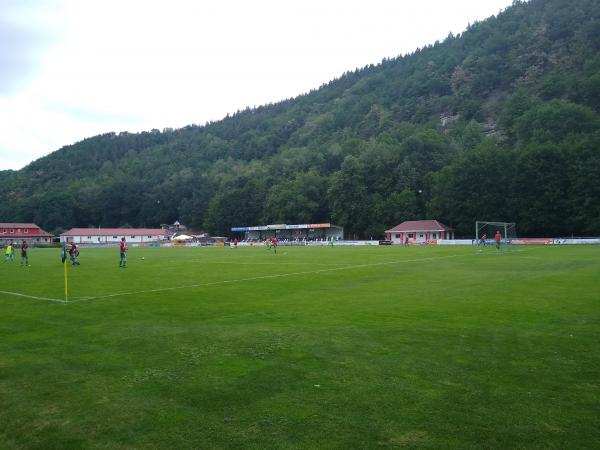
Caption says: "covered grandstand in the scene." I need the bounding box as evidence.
[231,223,344,243]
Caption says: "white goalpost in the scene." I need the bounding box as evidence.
[475,221,517,246]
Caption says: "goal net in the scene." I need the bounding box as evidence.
[475,221,517,244]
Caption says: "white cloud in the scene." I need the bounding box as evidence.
[0,0,514,170]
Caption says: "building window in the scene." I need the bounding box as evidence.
[2,229,5,234]
[113,236,118,239]
[131,236,136,238]
[432,233,437,239]
[419,234,424,238]
[87,236,92,239]
[408,233,414,238]
[147,235,152,238]
[24,229,29,234]
[10,229,14,234]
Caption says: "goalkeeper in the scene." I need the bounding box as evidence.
[495,230,502,251]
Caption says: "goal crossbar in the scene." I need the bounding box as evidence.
[475,221,516,240]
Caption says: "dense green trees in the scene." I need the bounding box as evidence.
[1,0,599,238]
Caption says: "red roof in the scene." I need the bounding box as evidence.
[0,223,52,236]
[61,228,166,236]
[1,223,43,229]
[385,220,453,233]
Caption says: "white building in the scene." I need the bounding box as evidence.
[60,228,166,245]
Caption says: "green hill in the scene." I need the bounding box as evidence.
[2,0,599,237]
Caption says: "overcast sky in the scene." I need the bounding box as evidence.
[0,0,514,170]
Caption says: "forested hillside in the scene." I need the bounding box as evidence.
[1,0,599,238]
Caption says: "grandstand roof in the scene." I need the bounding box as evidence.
[385,220,453,233]
[231,223,339,232]
[61,228,166,236]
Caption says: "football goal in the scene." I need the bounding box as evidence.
[475,221,517,243]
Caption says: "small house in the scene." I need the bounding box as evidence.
[384,220,454,244]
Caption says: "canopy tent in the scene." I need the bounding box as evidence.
[172,234,194,241]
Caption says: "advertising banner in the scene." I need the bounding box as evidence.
[552,238,600,245]
[309,223,331,229]
[512,238,554,245]
[234,223,337,231]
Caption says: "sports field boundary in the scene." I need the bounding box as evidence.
[0,248,530,305]
[0,290,66,303]
[69,250,523,304]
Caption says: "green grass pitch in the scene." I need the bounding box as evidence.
[1,245,599,449]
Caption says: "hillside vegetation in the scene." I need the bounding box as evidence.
[1,0,599,238]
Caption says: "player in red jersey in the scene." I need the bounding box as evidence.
[20,241,29,266]
[494,230,502,251]
[69,243,80,265]
[119,238,128,268]
[270,236,278,254]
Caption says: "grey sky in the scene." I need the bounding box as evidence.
[0,0,61,92]
[0,0,515,170]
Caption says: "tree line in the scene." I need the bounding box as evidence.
[1,0,599,238]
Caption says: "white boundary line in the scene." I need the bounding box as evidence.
[68,252,478,304]
[208,261,355,267]
[1,249,530,305]
[0,290,66,303]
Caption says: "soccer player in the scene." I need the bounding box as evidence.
[4,242,14,263]
[270,236,278,254]
[479,234,487,246]
[69,243,80,265]
[495,230,502,251]
[119,238,128,268]
[20,241,29,266]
